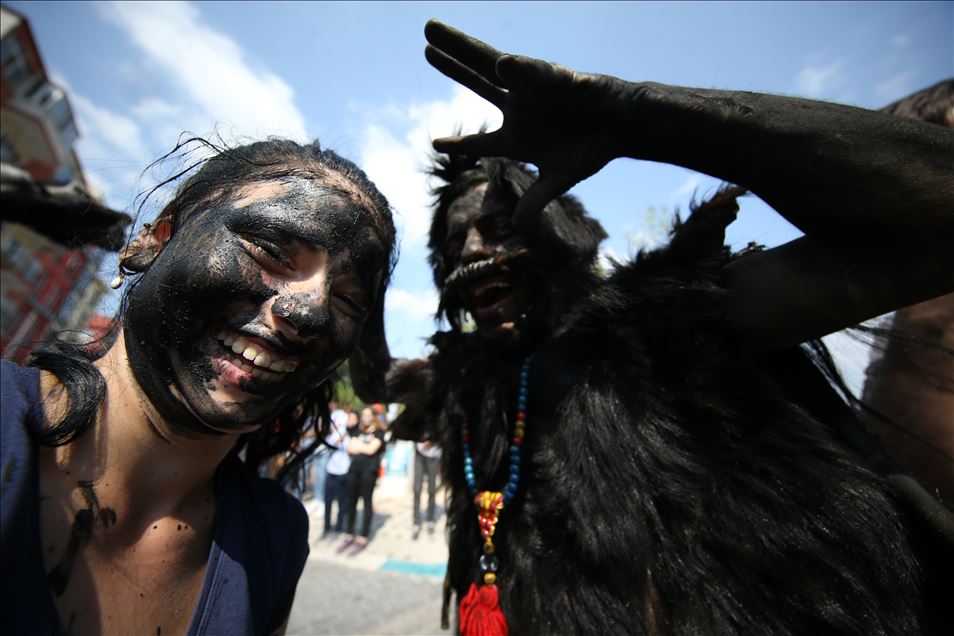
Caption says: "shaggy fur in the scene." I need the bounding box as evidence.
[404,156,951,634]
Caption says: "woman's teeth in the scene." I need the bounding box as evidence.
[216,331,299,383]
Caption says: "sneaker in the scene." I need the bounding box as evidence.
[349,540,368,557]
[412,525,421,541]
[336,537,354,554]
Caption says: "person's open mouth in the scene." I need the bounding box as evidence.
[467,274,517,321]
[209,327,301,389]
[445,251,528,332]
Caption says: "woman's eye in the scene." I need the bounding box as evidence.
[245,237,292,269]
[333,292,368,318]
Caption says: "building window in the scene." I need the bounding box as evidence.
[1,34,30,89]
[23,258,42,281]
[50,95,79,149]
[0,295,17,332]
[4,238,34,273]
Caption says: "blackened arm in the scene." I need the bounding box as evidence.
[621,84,954,245]
[425,21,953,244]
[724,236,954,349]
[426,21,952,343]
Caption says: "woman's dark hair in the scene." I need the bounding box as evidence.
[29,136,397,485]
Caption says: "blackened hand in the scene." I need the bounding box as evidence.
[424,19,641,233]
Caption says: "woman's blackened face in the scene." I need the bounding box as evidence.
[124,176,386,436]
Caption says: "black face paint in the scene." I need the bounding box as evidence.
[272,291,331,339]
[48,481,116,596]
[124,177,386,436]
[442,182,531,340]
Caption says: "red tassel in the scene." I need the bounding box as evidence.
[459,583,507,636]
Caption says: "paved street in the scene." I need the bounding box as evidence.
[287,467,450,636]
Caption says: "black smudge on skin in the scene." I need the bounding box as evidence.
[48,481,116,596]
[271,291,331,339]
[123,176,387,437]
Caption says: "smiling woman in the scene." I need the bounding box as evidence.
[0,137,396,635]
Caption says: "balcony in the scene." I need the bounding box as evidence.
[6,76,79,155]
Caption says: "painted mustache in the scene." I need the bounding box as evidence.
[444,247,529,290]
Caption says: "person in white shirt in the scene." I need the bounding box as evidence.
[321,407,353,535]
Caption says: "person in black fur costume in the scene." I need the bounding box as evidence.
[350,21,954,635]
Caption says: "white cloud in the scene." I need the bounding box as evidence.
[71,92,149,161]
[69,91,150,207]
[794,61,845,98]
[668,174,701,207]
[352,86,501,358]
[359,124,434,252]
[626,228,665,253]
[98,1,307,142]
[386,288,440,321]
[131,96,182,120]
[358,85,503,251]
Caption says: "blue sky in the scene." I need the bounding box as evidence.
[9,1,953,389]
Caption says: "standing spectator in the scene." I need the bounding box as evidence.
[338,407,386,556]
[311,400,347,502]
[322,410,354,537]
[412,439,442,540]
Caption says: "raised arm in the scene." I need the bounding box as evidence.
[424,20,953,242]
[424,20,954,346]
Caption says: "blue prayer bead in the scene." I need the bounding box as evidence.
[479,554,499,572]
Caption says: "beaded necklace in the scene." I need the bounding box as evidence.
[457,358,530,636]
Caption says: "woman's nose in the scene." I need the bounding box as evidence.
[271,290,331,340]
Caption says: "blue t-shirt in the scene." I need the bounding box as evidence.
[0,361,309,635]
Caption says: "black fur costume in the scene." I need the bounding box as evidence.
[378,155,953,635]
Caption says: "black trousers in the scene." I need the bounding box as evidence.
[344,469,378,538]
[323,472,348,532]
[413,453,440,526]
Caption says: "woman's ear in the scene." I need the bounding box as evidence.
[118,212,174,274]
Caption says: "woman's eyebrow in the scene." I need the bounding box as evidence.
[230,213,328,246]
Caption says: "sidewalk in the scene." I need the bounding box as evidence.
[287,469,450,635]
